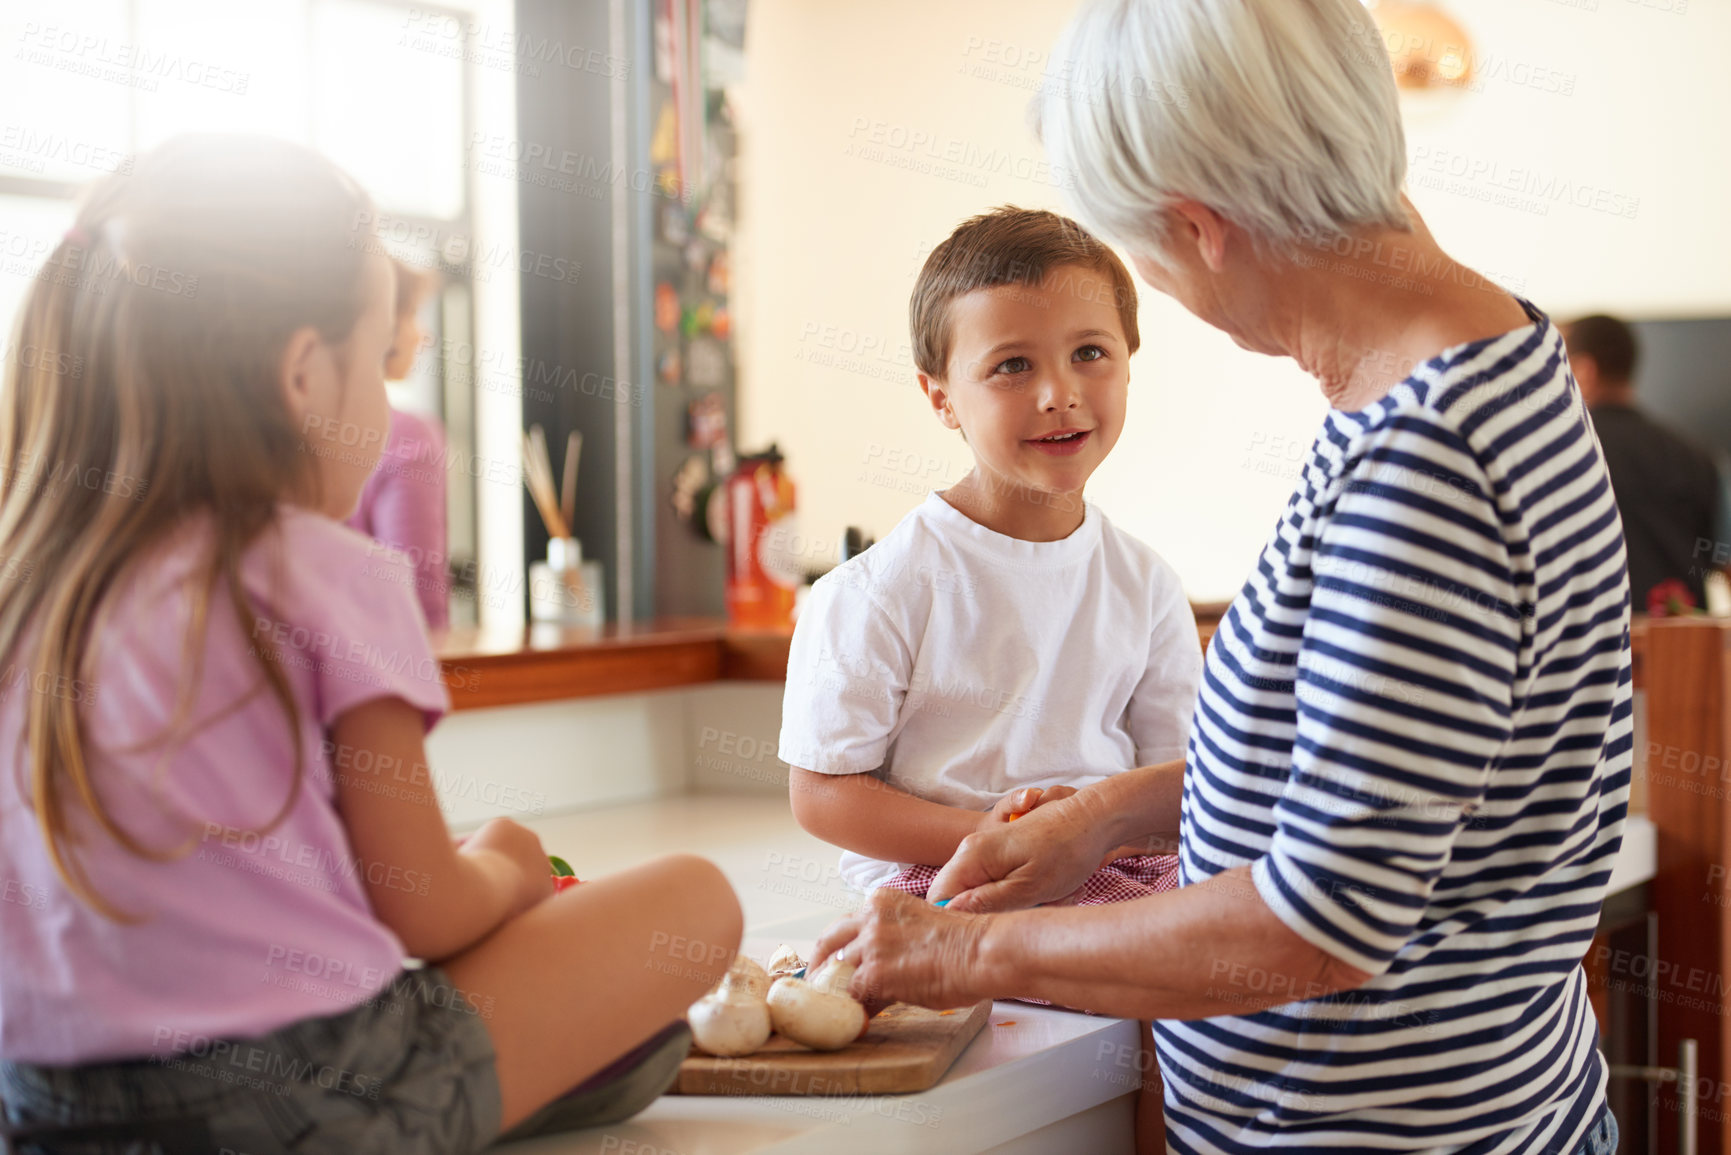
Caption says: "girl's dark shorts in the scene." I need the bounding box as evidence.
[0,966,689,1155]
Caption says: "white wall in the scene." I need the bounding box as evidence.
[732,0,1731,601]
[685,684,793,795]
[428,690,689,827]
[429,683,790,827]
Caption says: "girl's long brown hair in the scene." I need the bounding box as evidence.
[0,135,374,917]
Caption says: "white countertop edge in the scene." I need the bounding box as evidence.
[1608,813,1655,895]
[753,1011,1140,1155]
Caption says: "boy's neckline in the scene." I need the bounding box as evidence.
[934,482,1090,544]
[921,490,1101,567]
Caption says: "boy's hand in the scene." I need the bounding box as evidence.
[984,785,1079,829]
[460,817,553,916]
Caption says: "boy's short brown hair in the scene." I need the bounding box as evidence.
[909,206,1139,380]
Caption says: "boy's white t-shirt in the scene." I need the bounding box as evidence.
[778,492,1204,893]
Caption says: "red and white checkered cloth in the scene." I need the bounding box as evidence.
[877,853,1182,906]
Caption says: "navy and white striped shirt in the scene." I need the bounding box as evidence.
[1158,300,1633,1154]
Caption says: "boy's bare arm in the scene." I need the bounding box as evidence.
[789,767,994,867]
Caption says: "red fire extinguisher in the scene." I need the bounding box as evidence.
[724,444,799,629]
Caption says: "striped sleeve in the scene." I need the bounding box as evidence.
[1251,415,1522,976]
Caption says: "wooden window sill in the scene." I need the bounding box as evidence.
[433,606,1230,713]
[430,617,787,712]
[428,609,1660,713]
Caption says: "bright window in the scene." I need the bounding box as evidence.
[0,0,499,626]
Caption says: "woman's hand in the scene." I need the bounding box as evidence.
[1099,842,1150,867]
[932,788,1116,912]
[813,889,993,1011]
[460,817,553,917]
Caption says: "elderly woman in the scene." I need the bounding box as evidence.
[815,1,1632,1152]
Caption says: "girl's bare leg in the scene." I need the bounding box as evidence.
[440,853,742,1132]
[1135,1019,1168,1155]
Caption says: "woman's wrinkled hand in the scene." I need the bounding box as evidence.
[812,889,992,1012]
[1099,842,1149,867]
[931,789,1114,913]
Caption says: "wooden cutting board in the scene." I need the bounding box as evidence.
[673,999,993,1096]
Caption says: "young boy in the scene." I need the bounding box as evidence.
[778,207,1201,1149]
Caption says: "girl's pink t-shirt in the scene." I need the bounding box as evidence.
[0,505,450,1064]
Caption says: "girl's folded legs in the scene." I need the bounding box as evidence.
[439,853,742,1136]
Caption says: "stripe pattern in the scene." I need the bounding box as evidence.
[1157,302,1633,1154]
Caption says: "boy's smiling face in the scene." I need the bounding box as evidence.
[920,263,1130,513]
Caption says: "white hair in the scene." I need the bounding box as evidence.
[1035,0,1409,266]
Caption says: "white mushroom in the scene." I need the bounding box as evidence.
[808,955,854,996]
[687,955,772,1057]
[766,956,867,1051]
[731,954,771,1000]
[766,943,806,981]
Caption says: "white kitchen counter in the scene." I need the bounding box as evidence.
[497,917,1138,1155]
[1608,813,1656,895]
[497,810,1660,1155]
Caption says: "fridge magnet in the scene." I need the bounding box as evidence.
[698,476,729,545]
[654,282,680,333]
[682,300,714,340]
[686,391,728,449]
[687,337,726,388]
[650,103,680,166]
[660,203,689,246]
[669,454,710,523]
[697,202,732,245]
[657,348,683,385]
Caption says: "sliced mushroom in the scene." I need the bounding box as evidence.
[687,955,772,1057]
[808,955,855,996]
[766,956,867,1051]
[767,942,807,981]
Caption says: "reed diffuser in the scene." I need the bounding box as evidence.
[522,425,603,626]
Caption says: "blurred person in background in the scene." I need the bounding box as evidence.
[1564,313,1721,611]
[346,257,451,630]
